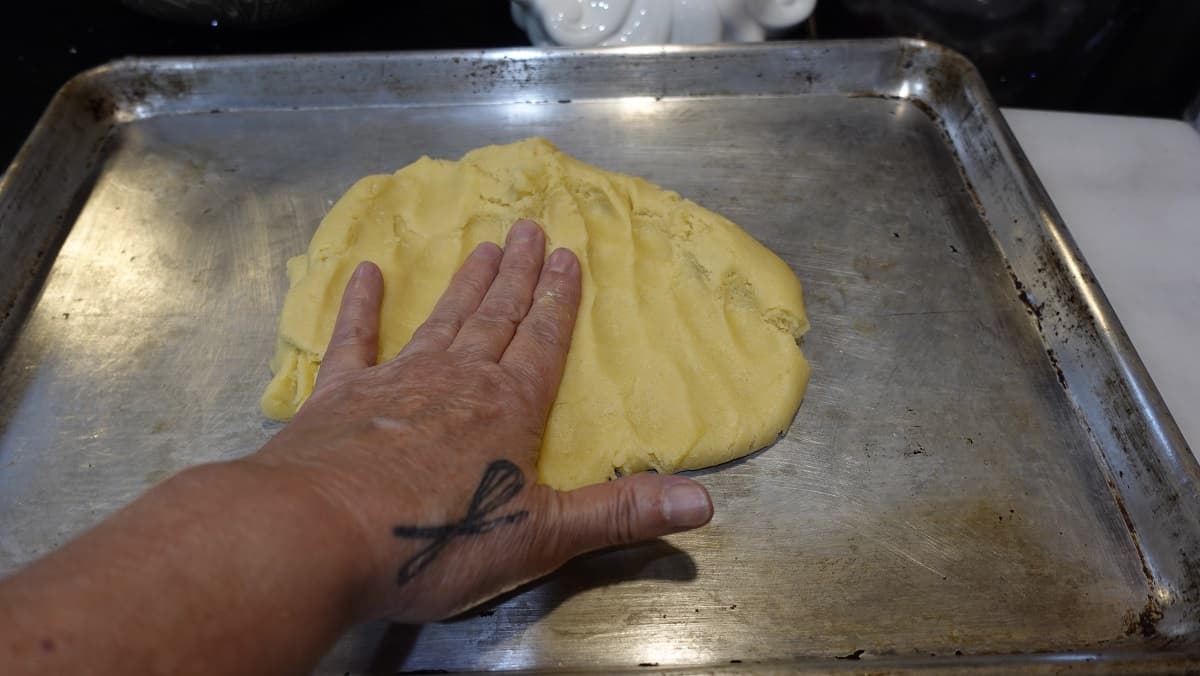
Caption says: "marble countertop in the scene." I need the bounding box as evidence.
[1003,109,1200,461]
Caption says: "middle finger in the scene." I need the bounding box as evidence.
[448,220,546,362]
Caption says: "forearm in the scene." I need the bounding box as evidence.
[0,228,713,674]
[0,460,368,676]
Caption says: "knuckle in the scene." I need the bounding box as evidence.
[337,378,372,405]
[453,275,490,303]
[461,368,507,412]
[610,485,644,545]
[544,271,579,296]
[466,360,500,383]
[479,295,527,325]
[526,313,565,352]
[535,492,573,562]
[330,322,369,348]
[474,397,507,424]
[481,366,507,390]
[305,373,366,412]
[414,316,457,342]
[313,368,348,394]
[297,384,334,412]
[511,255,543,275]
[466,266,498,292]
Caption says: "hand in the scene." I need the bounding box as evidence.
[249,219,714,623]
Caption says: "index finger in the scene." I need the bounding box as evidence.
[499,247,582,410]
[316,261,384,390]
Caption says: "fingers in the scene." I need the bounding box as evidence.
[449,220,546,362]
[500,248,581,410]
[316,261,384,388]
[547,474,713,560]
[400,242,503,357]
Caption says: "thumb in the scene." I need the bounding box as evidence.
[550,474,714,557]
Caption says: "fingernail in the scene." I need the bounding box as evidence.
[661,477,713,528]
[474,241,502,261]
[351,261,373,285]
[547,248,577,273]
[510,220,540,242]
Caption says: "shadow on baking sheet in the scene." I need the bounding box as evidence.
[363,540,696,675]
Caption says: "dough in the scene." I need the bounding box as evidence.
[262,138,810,490]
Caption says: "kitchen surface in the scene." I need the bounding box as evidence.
[1,2,1198,674]
[1003,110,1200,459]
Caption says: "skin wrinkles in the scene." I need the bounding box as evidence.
[0,219,714,676]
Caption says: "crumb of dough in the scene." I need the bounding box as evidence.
[261,138,810,490]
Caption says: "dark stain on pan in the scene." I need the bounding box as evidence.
[1123,596,1164,637]
[1016,286,1044,323]
[793,70,819,90]
[951,501,1096,629]
[1098,374,1200,623]
[817,77,1189,628]
[1011,239,1193,630]
[800,497,1129,653]
[461,56,543,95]
[1045,348,1068,390]
[964,180,1180,618]
[1030,240,1097,336]
[921,63,967,108]
[58,76,117,124]
[1174,547,1200,620]
[1002,261,1069,390]
[1106,473,1155,584]
[118,70,194,107]
[1102,375,1173,504]
[835,649,864,660]
[83,93,117,123]
[902,95,941,126]
[890,41,970,116]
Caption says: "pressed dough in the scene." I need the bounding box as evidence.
[262,138,810,490]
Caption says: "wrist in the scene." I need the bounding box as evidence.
[175,459,377,624]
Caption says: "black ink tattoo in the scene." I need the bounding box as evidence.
[392,459,529,586]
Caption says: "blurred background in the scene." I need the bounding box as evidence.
[2,0,1198,169]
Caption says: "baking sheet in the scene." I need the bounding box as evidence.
[1,40,1198,673]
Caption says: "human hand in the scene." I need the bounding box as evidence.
[248,220,714,623]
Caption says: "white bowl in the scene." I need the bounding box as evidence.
[511,0,817,46]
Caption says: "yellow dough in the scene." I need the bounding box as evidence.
[262,138,810,490]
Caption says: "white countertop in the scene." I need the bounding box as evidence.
[1002,109,1200,461]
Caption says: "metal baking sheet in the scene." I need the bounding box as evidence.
[1,40,1198,673]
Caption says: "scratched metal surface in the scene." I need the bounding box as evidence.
[1,41,1198,673]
